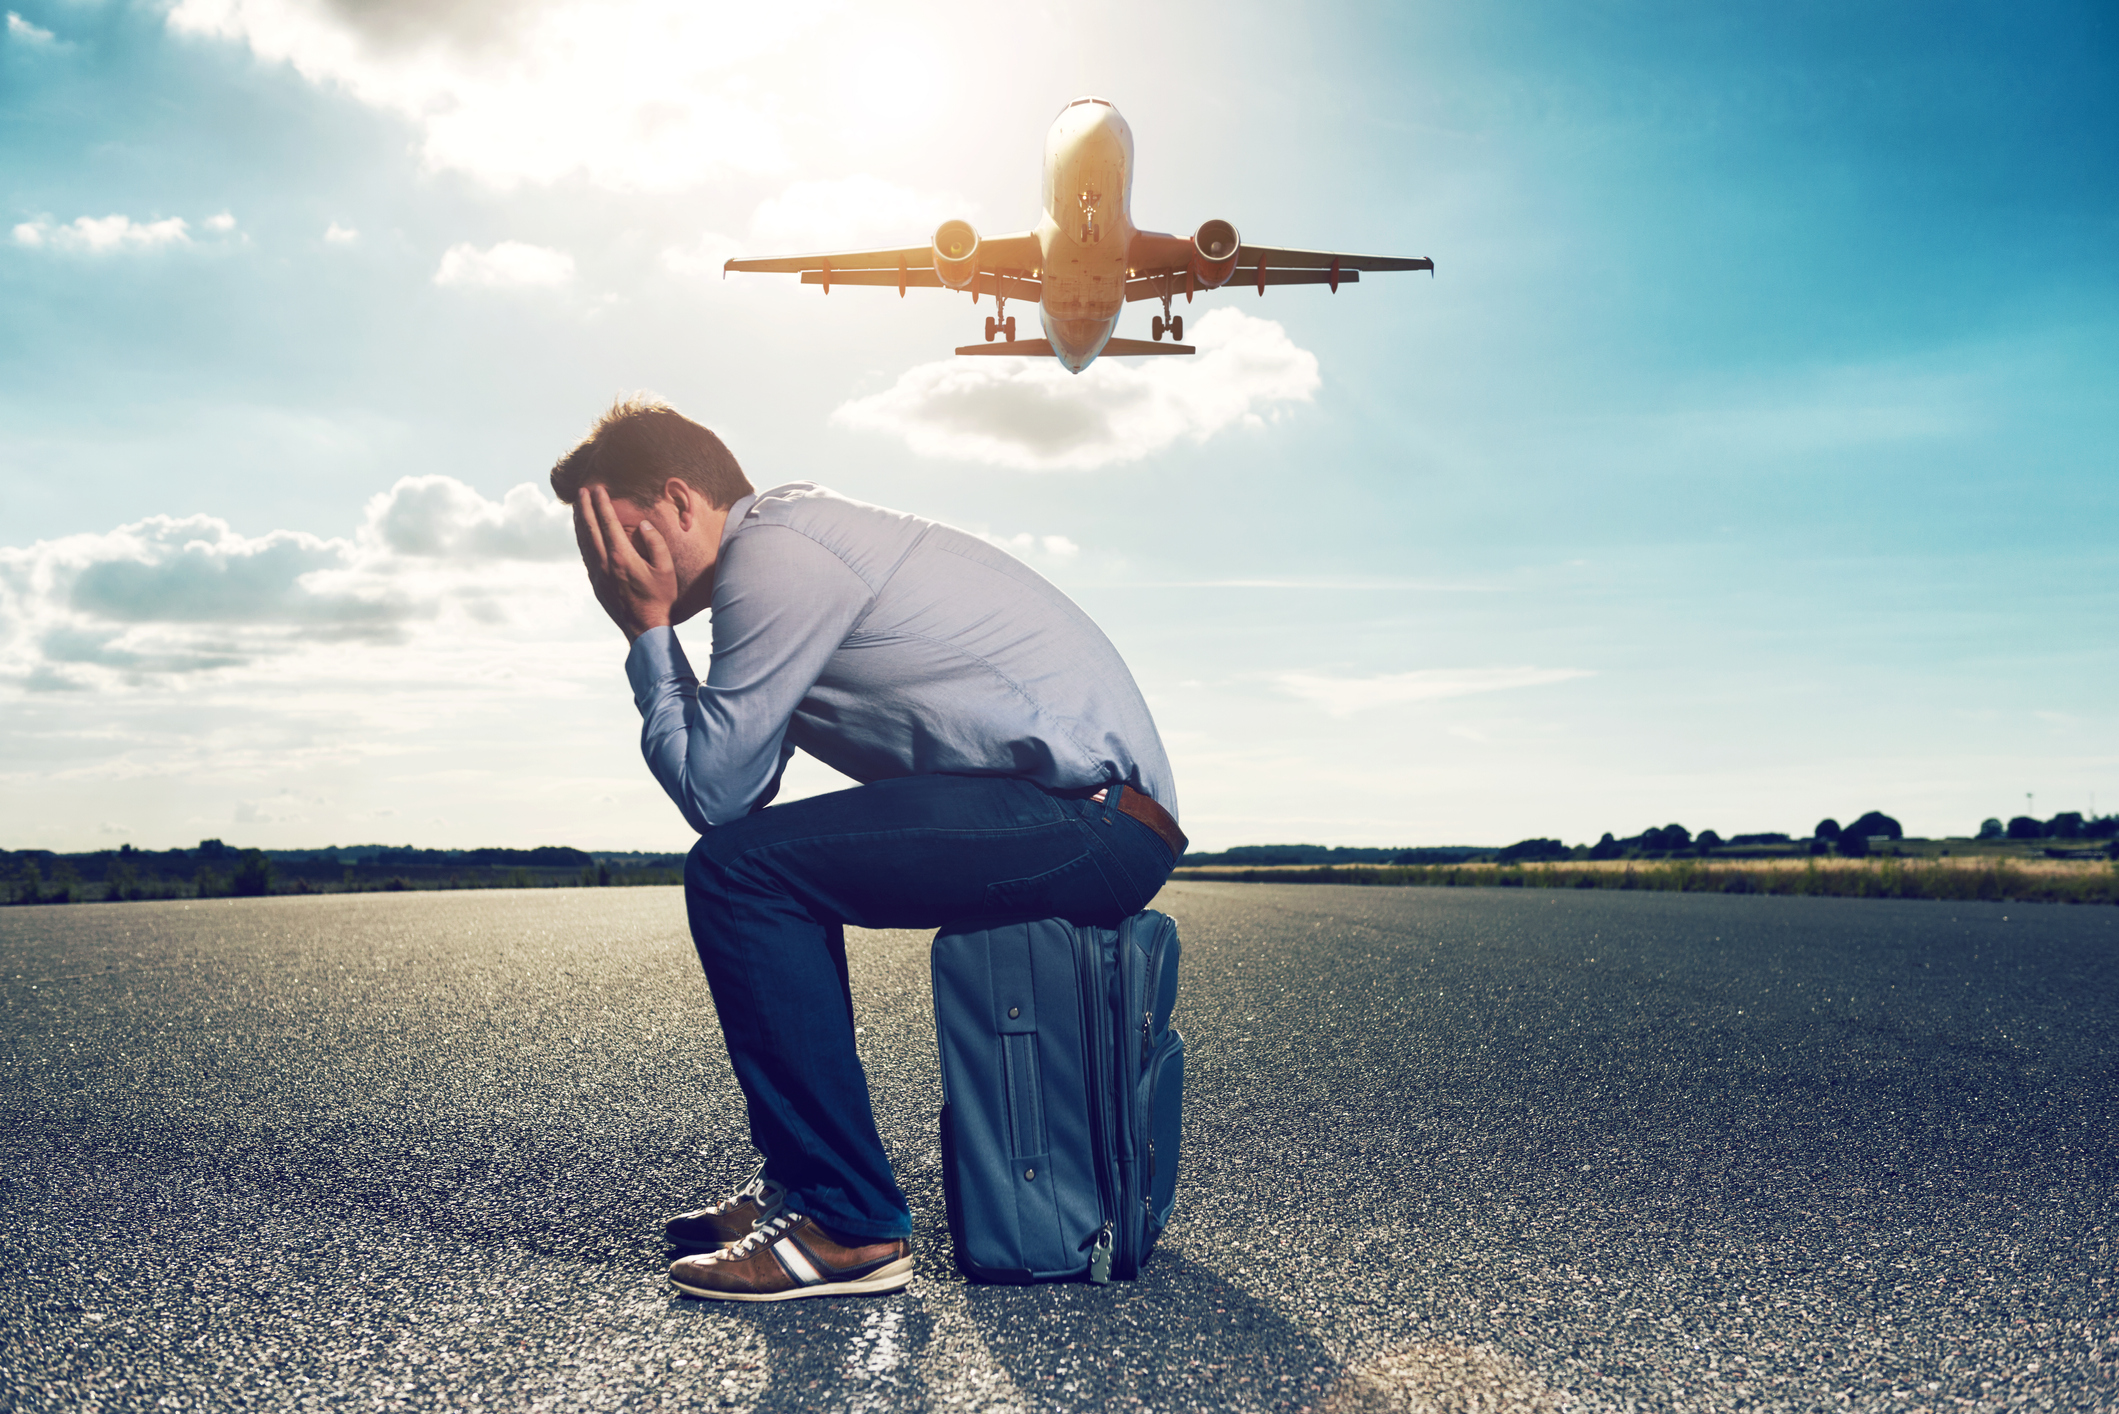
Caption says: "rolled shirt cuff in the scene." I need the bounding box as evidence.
[624,625,696,715]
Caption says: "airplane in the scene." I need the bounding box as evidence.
[723,97,1434,374]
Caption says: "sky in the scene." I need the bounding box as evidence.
[2,0,2114,855]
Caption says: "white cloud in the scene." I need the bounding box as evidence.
[433,240,574,289]
[1274,667,1594,717]
[13,214,193,253]
[165,0,824,191]
[204,210,238,232]
[0,476,575,690]
[829,308,1321,470]
[324,221,359,244]
[7,11,55,42]
[0,474,698,852]
[365,477,571,560]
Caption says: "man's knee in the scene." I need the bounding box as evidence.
[683,825,787,954]
[683,834,741,962]
[684,832,727,895]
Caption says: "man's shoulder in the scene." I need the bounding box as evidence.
[730,484,1060,593]
[740,483,913,534]
[727,483,935,591]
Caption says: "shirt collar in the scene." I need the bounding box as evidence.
[717,492,758,555]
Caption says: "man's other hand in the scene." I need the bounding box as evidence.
[575,485,681,642]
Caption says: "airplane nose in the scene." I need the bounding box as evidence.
[1044,316,1112,373]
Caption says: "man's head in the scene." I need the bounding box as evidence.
[549,395,754,511]
[555,396,754,636]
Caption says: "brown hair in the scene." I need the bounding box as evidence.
[548,395,754,508]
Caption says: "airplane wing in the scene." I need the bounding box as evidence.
[1125,269,1362,301]
[723,244,935,275]
[725,232,1044,292]
[1123,233,1431,299]
[1236,245,1434,274]
[801,270,1044,303]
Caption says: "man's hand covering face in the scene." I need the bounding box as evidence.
[574,484,682,643]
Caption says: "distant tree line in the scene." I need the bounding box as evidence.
[2,840,690,905]
[1543,808,2117,863]
[1181,807,2119,872]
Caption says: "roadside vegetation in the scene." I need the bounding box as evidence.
[1173,855,2119,906]
[1,841,685,905]
[1175,808,2119,906]
[11,809,2114,907]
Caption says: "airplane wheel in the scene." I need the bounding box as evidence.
[984,315,996,342]
[1151,315,1164,341]
[1170,315,1183,342]
[1004,316,1016,340]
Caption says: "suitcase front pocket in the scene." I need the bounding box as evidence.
[1141,1030,1185,1245]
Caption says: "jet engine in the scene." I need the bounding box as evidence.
[932,220,980,289]
[1189,219,1241,288]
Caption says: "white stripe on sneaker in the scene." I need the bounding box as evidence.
[773,1237,825,1286]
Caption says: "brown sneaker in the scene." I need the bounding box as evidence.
[663,1165,787,1251]
[669,1212,913,1302]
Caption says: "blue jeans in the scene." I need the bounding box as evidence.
[683,773,1176,1241]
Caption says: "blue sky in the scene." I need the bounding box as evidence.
[2,0,2113,853]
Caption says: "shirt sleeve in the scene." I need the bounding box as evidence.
[623,525,874,831]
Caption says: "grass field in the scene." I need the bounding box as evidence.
[1172,854,2119,906]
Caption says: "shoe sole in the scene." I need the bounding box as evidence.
[670,1255,914,1303]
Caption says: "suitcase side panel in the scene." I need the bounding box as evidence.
[933,920,1101,1281]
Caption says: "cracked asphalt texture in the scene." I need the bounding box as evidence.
[1,880,2114,1412]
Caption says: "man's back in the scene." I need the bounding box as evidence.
[634,482,1176,830]
[723,484,1176,812]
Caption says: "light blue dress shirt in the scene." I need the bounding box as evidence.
[624,483,1177,833]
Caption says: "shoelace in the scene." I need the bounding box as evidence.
[695,1163,786,1222]
[715,1210,804,1262]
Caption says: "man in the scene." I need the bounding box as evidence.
[552,396,1183,1302]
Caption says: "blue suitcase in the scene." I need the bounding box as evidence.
[931,910,1185,1283]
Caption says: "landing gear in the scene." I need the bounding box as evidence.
[1152,279,1183,342]
[983,293,1017,343]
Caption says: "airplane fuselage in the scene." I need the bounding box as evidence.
[1036,99,1137,372]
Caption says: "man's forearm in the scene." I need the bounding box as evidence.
[626,628,789,831]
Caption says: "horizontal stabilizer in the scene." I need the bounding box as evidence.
[956,339,1056,356]
[1098,338,1195,356]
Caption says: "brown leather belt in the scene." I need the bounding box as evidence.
[1092,785,1188,860]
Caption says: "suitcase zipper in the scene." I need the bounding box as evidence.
[1078,926,1120,1275]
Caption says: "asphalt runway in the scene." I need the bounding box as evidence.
[1,881,2113,1412]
